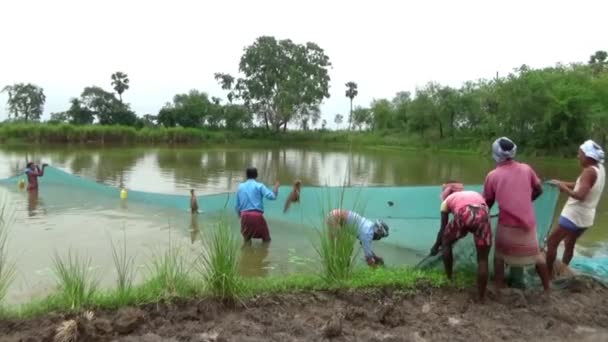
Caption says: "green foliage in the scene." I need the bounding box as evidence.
[157,90,252,130]
[1,83,46,122]
[197,218,242,301]
[66,98,95,125]
[353,57,608,152]
[80,86,137,126]
[351,106,371,131]
[589,51,608,76]
[216,36,332,131]
[370,98,395,130]
[6,48,608,154]
[51,249,99,310]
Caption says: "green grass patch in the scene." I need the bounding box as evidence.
[197,217,243,302]
[0,264,473,320]
[146,239,196,299]
[109,231,136,305]
[51,249,99,311]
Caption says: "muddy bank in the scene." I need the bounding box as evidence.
[1,277,607,342]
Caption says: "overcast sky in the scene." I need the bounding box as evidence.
[0,0,606,127]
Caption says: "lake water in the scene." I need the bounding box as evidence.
[0,145,606,304]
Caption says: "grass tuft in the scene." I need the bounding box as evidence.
[313,220,359,284]
[312,183,368,284]
[147,238,193,298]
[51,249,99,310]
[109,230,136,304]
[198,217,242,302]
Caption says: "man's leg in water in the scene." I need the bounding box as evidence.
[476,245,490,302]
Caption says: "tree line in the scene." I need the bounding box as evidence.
[2,37,607,150]
[344,50,608,151]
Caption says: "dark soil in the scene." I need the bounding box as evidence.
[2,277,608,342]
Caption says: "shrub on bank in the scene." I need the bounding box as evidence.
[0,123,478,151]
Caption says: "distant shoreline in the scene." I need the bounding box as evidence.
[0,123,577,158]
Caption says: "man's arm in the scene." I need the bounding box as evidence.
[530,168,543,201]
[431,211,450,256]
[235,191,241,217]
[261,182,279,200]
[550,180,576,189]
[38,164,47,177]
[559,167,597,201]
[360,233,376,266]
[482,175,495,209]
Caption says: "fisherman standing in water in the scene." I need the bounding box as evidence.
[235,167,279,244]
[25,161,47,191]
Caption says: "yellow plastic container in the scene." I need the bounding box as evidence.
[120,188,128,200]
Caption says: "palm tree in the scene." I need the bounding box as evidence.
[111,72,130,103]
[345,82,358,130]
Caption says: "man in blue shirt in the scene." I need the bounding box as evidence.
[235,167,280,243]
[326,209,390,267]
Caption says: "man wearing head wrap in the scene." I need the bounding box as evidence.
[545,140,605,278]
[430,181,492,302]
[326,209,389,267]
[482,137,551,293]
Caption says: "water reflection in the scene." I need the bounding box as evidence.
[189,214,200,244]
[27,190,41,217]
[239,242,271,277]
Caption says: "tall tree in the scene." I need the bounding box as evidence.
[296,104,321,131]
[589,50,608,76]
[215,36,332,131]
[80,86,136,125]
[214,73,235,103]
[1,83,46,122]
[334,113,344,129]
[66,98,94,125]
[345,81,358,130]
[111,72,130,103]
[157,90,212,128]
[352,106,371,131]
[48,111,69,124]
[392,91,411,129]
[369,99,394,130]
